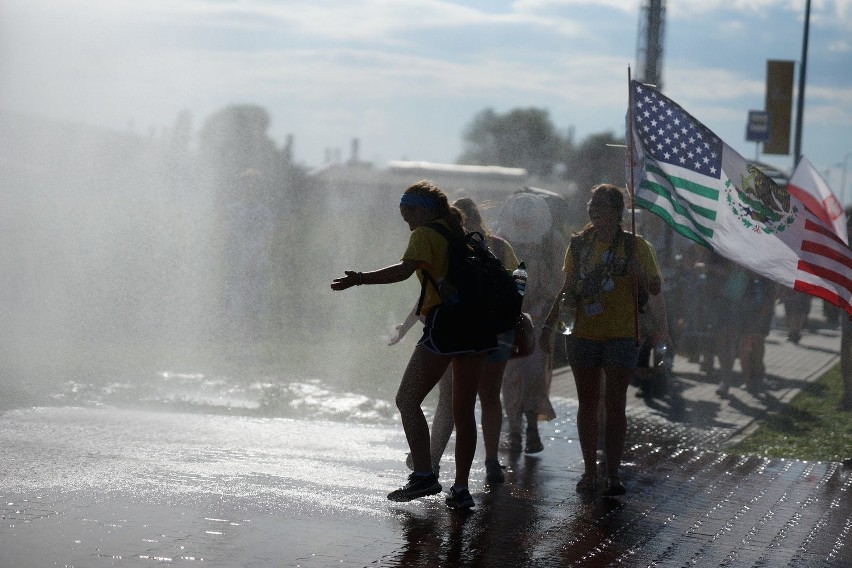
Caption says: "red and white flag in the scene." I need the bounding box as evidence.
[628,80,852,316]
[787,156,848,245]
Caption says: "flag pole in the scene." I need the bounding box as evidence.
[793,0,811,165]
[626,66,640,345]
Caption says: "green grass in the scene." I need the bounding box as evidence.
[731,363,852,463]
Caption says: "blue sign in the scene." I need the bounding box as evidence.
[746,110,771,142]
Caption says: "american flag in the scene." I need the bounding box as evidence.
[634,86,722,180]
[628,80,852,317]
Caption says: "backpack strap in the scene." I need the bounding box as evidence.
[568,233,586,302]
[416,269,440,315]
[425,221,454,241]
[415,222,454,316]
[569,230,634,297]
[570,232,590,278]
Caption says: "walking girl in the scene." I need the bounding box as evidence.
[331,180,493,509]
[540,183,662,496]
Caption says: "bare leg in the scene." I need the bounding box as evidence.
[751,336,767,380]
[602,366,631,478]
[429,367,454,469]
[572,366,602,476]
[716,330,736,395]
[478,359,507,462]
[501,361,523,450]
[739,335,754,382]
[452,353,486,489]
[395,346,452,473]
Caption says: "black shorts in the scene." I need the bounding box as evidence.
[417,304,497,356]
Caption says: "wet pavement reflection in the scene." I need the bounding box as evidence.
[0,391,849,567]
[1,325,850,567]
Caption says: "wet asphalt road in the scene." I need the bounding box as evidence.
[0,327,850,567]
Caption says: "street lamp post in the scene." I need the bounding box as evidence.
[793,0,811,164]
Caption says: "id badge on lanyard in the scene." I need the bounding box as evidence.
[584,301,603,317]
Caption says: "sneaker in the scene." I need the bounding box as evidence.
[525,430,544,454]
[387,472,442,502]
[484,460,505,484]
[602,476,626,496]
[576,472,597,494]
[445,487,475,510]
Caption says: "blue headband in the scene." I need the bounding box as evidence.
[400,194,437,209]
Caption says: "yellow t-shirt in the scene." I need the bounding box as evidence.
[401,220,452,315]
[563,231,661,341]
[487,234,520,273]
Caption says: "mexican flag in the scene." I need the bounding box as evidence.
[628,80,852,317]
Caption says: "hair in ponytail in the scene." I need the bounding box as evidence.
[403,180,465,237]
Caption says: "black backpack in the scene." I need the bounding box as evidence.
[416,222,522,335]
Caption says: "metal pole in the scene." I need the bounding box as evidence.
[793,0,811,165]
[626,68,641,346]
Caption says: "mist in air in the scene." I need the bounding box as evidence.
[0,1,433,416]
[0,2,510,420]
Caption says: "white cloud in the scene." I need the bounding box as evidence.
[513,0,636,14]
[1,0,849,172]
[666,0,794,19]
[827,39,852,52]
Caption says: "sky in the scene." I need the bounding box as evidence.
[2,0,852,203]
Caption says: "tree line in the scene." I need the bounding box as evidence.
[458,106,627,190]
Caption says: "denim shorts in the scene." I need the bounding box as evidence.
[566,336,639,368]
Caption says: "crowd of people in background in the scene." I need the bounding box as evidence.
[634,208,850,403]
[331,179,850,511]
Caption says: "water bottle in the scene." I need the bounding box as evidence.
[512,262,528,297]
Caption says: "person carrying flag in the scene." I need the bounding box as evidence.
[540,183,662,496]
